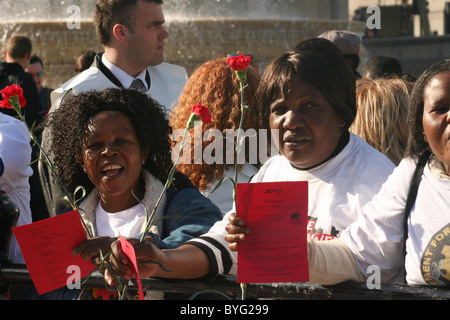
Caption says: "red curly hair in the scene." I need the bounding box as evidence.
[169,57,262,191]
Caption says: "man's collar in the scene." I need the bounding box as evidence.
[95,53,150,90]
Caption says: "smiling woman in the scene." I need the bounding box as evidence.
[102,40,397,285]
[37,87,222,299]
[81,110,148,213]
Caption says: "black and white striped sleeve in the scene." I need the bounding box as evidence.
[186,212,237,276]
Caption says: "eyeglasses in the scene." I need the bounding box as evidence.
[28,71,44,78]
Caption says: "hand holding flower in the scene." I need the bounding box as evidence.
[72,236,116,265]
[105,238,164,284]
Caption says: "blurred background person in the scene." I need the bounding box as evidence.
[317,30,362,79]
[351,77,413,165]
[169,57,262,214]
[75,50,96,74]
[363,55,403,80]
[25,54,53,119]
[0,34,40,128]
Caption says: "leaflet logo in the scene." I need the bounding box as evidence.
[307,216,340,240]
[265,189,282,193]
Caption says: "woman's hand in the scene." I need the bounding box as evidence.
[72,236,115,265]
[104,238,165,284]
[224,212,250,251]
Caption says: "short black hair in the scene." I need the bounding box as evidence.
[364,55,402,79]
[30,55,44,68]
[95,0,163,45]
[259,38,356,131]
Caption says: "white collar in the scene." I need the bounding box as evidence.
[101,54,149,91]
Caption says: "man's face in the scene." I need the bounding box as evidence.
[126,1,169,68]
[25,62,43,91]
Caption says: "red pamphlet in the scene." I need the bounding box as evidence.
[236,181,309,283]
[118,233,144,300]
[12,210,94,295]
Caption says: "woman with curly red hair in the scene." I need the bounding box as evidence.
[169,57,263,214]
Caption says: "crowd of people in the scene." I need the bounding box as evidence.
[0,0,448,300]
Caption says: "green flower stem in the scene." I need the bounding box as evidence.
[232,70,248,300]
[233,75,247,212]
[139,123,190,243]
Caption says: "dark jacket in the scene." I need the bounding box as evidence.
[0,62,41,128]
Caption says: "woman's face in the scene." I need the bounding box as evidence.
[81,111,148,211]
[423,71,450,174]
[269,78,346,169]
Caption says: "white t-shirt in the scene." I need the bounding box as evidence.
[188,133,395,275]
[201,163,259,215]
[95,201,146,238]
[0,113,33,263]
[341,156,450,285]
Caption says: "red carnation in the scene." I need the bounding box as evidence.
[191,103,212,124]
[0,84,26,110]
[226,54,252,71]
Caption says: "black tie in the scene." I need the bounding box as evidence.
[130,79,146,92]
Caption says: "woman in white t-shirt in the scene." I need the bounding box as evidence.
[102,39,396,284]
[45,88,222,261]
[229,59,450,287]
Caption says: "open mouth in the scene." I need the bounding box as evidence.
[101,164,124,178]
[284,135,310,146]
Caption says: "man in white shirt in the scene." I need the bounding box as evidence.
[0,113,33,263]
[40,0,188,217]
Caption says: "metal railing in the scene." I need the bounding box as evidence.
[1,262,449,300]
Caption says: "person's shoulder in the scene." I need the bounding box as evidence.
[148,62,187,79]
[250,155,288,182]
[261,154,288,168]
[396,156,419,173]
[0,113,28,136]
[150,62,186,72]
[50,67,114,109]
[59,67,108,91]
[350,133,395,168]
